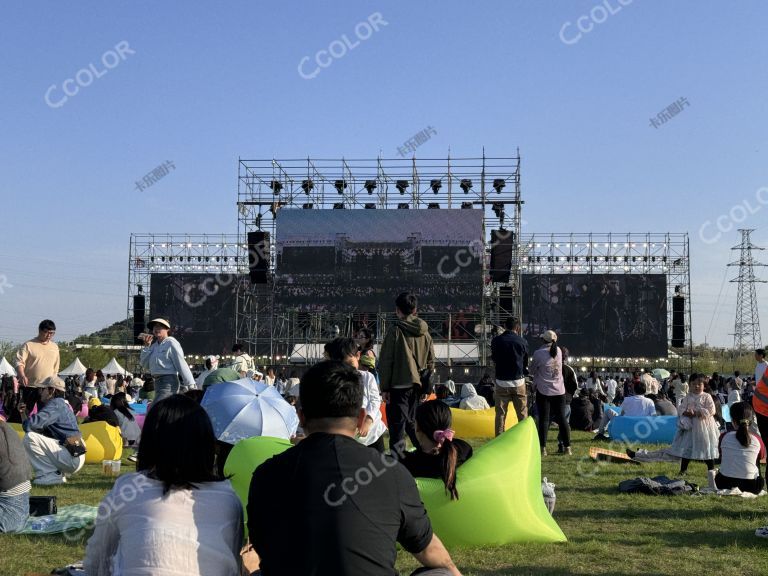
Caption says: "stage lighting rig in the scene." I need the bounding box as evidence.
[301,179,314,194]
[430,179,442,194]
[397,203,409,209]
[333,203,345,209]
[461,201,473,209]
[364,203,376,209]
[302,203,313,209]
[427,203,440,209]
[270,180,283,195]
[396,180,409,195]
[334,180,347,194]
[460,179,472,194]
[493,179,506,193]
[364,180,377,194]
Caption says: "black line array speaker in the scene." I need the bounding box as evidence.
[489,229,515,283]
[672,295,685,347]
[133,295,146,343]
[248,231,270,284]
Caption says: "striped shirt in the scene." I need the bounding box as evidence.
[0,480,31,497]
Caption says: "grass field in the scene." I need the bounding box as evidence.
[2,430,768,576]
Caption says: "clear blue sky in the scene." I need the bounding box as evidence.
[1,0,767,346]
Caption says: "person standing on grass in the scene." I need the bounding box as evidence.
[379,292,435,456]
[670,373,719,475]
[231,343,255,378]
[15,319,59,413]
[139,318,196,402]
[530,330,570,456]
[490,316,529,434]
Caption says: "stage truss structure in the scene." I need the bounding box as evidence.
[236,154,523,364]
[126,234,248,367]
[520,232,692,367]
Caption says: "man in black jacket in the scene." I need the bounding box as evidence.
[490,317,529,435]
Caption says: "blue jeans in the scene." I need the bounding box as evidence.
[153,374,180,402]
[0,491,29,533]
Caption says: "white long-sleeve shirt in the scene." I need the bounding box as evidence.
[139,337,195,388]
[84,473,243,576]
[357,370,386,446]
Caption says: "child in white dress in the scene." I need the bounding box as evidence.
[669,373,719,475]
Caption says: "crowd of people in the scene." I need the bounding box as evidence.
[3,303,768,573]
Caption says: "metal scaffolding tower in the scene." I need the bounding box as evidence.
[728,229,765,352]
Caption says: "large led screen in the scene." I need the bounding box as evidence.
[274,209,484,313]
[149,273,237,355]
[521,274,667,357]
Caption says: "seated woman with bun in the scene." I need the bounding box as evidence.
[716,401,765,495]
[401,400,473,500]
[84,395,243,575]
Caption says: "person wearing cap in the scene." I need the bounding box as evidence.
[529,330,571,456]
[139,318,196,402]
[15,319,60,412]
[20,376,86,485]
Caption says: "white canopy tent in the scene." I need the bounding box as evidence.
[0,357,16,377]
[101,357,130,376]
[59,357,87,377]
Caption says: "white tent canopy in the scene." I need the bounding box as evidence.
[59,357,87,376]
[101,357,129,376]
[0,357,16,377]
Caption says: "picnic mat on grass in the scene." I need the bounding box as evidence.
[589,446,641,464]
[19,504,98,535]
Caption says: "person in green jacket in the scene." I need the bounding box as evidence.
[379,292,435,457]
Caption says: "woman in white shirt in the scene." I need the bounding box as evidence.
[324,338,387,452]
[84,395,243,575]
[716,401,765,495]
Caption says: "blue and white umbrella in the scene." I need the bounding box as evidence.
[201,378,299,444]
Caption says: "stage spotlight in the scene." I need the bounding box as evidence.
[334,180,347,194]
[333,202,345,209]
[397,203,409,209]
[460,201,473,209]
[302,203,314,209]
[460,179,472,194]
[427,203,440,209]
[270,180,283,195]
[430,179,442,194]
[301,179,314,194]
[364,180,377,194]
[364,203,376,209]
[396,180,409,195]
[254,214,262,228]
[492,179,506,193]
[137,284,143,294]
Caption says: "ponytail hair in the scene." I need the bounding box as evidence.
[730,401,753,448]
[549,341,558,359]
[415,400,460,500]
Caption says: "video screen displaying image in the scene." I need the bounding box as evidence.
[149,273,238,355]
[521,274,667,357]
[274,209,484,313]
